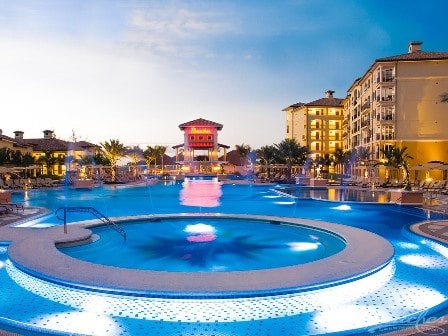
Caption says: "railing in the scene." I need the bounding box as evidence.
[56,206,127,241]
[376,134,394,140]
[361,102,371,111]
[382,77,394,82]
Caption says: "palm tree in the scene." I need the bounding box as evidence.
[154,145,167,173]
[93,151,110,166]
[257,145,277,178]
[127,146,143,177]
[235,144,252,166]
[100,139,126,182]
[143,146,157,174]
[36,150,59,176]
[315,153,333,178]
[380,145,413,189]
[275,138,308,182]
[22,153,35,166]
[357,147,371,163]
[333,148,345,174]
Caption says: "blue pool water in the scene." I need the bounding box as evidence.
[61,218,346,272]
[1,182,448,335]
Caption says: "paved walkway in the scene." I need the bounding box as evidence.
[0,207,49,228]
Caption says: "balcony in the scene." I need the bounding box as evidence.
[382,77,395,82]
[361,101,371,111]
[381,95,395,102]
[361,120,370,128]
[376,134,395,140]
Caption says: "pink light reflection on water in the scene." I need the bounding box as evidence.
[179,178,223,207]
[186,234,217,243]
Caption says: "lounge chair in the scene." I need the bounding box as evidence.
[0,202,24,213]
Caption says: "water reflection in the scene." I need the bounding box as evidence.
[179,178,223,207]
[284,188,391,203]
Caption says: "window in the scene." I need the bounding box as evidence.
[287,125,289,133]
[190,135,195,140]
[199,136,203,140]
[207,136,212,141]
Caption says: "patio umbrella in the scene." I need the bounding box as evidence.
[0,167,14,174]
[423,162,445,170]
[410,164,427,180]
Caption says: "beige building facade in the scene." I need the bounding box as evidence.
[344,42,448,170]
[284,91,344,160]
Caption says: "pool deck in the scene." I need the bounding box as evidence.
[0,213,393,297]
[2,200,448,335]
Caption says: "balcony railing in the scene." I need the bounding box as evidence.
[361,120,370,128]
[381,95,395,102]
[376,134,395,140]
[376,76,395,83]
[376,115,394,121]
[361,101,371,111]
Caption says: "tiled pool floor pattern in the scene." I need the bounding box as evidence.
[1,240,448,335]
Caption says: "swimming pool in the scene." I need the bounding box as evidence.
[1,182,448,335]
[60,218,346,272]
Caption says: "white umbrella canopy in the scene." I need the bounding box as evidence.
[410,164,427,171]
[0,166,15,173]
[423,161,445,170]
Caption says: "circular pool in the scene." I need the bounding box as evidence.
[7,214,394,298]
[60,218,346,272]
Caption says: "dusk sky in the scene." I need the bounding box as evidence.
[1,0,447,153]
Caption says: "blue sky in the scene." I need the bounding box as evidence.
[1,0,447,152]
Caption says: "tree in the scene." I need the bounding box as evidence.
[100,139,126,182]
[315,153,333,178]
[357,147,371,163]
[235,144,252,166]
[379,145,414,189]
[143,146,157,174]
[257,145,277,178]
[22,153,35,166]
[275,138,308,182]
[154,145,167,173]
[93,151,110,166]
[36,150,59,176]
[333,148,345,174]
[127,146,143,177]
[0,148,12,165]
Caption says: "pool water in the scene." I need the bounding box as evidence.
[2,182,448,335]
[61,218,346,272]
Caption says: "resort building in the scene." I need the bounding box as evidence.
[172,118,230,174]
[344,41,448,170]
[13,130,99,176]
[0,129,33,155]
[283,91,344,160]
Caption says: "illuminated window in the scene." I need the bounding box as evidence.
[190,135,195,140]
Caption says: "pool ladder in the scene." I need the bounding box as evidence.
[55,206,127,241]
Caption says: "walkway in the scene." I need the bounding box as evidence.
[0,207,49,228]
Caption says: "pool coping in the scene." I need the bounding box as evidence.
[1,213,394,298]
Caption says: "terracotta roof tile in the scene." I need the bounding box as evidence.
[178,118,223,130]
[24,138,69,151]
[282,102,305,111]
[304,97,344,107]
[376,51,448,62]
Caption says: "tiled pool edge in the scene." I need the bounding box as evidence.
[3,213,394,298]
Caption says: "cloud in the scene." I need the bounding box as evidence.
[123,6,235,58]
